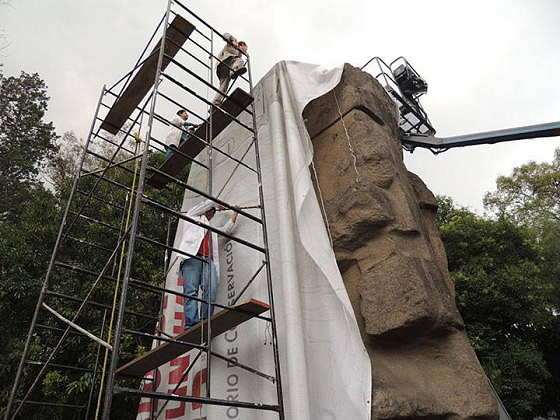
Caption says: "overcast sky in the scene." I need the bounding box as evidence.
[2,0,559,212]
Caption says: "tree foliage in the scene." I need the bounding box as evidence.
[437,192,560,419]
[0,71,184,418]
[485,149,560,307]
[482,149,560,419]
[484,148,560,226]
[0,72,59,222]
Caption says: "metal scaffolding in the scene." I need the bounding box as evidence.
[5,2,285,419]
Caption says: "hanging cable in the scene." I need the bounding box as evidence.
[332,90,360,184]
[310,160,334,246]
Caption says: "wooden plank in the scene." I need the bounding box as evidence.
[100,15,195,135]
[147,87,254,189]
[116,299,269,378]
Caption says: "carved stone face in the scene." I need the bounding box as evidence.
[311,105,463,340]
[304,65,497,419]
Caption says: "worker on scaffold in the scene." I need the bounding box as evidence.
[179,200,238,329]
[164,109,198,159]
[212,33,248,106]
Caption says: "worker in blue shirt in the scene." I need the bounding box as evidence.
[164,109,197,159]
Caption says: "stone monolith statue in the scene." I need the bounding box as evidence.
[303,64,498,420]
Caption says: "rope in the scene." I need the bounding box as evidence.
[310,160,334,246]
[332,90,360,184]
[307,90,360,247]
[94,133,143,419]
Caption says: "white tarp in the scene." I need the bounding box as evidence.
[136,61,371,420]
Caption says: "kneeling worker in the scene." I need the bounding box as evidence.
[179,200,238,329]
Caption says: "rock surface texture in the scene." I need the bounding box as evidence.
[303,64,498,420]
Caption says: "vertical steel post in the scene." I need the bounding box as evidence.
[99,1,173,418]
[151,220,168,420]
[246,55,286,419]
[150,293,166,419]
[4,85,107,420]
[205,27,215,400]
[164,218,172,274]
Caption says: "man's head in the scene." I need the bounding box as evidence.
[238,41,248,54]
[177,109,188,120]
[204,207,217,220]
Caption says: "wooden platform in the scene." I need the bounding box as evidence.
[100,15,195,135]
[116,299,269,378]
[147,87,254,189]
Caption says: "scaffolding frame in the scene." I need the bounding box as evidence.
[5,2,285,419]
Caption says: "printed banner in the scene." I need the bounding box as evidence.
[136,62,371,420]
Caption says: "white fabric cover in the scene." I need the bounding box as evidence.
[136,61,371,420]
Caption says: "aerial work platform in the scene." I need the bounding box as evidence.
[100,15,195,135]
[148,87,254,188]
[116,299,269,378]
[362,56,560,153]
[402,120,560,152]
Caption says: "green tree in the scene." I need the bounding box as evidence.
[483,149,560,417]
[437,196,557,419]
[484,148,560,226]
[484,149,560,304]
[0,71,61,411]
[0,71,59,221]
[0,71,183,418]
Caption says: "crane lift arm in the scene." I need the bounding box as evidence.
[402,120,560,153]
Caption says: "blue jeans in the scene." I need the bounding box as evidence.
[165,136,188,160]
[180,257,219,328]
[165,146,175,160]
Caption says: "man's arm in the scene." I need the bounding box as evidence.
[223,32,238,47]
[219,210,239,235]
[171,116,182,127]
[187,200,215,217]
